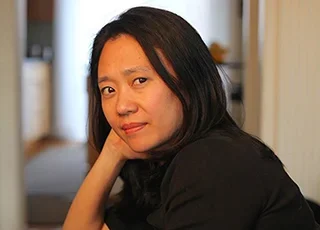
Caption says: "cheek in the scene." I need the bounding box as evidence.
[156,91,183,125]
[172,99,184,126]
[101,102,115,126]
[167,92,184,125]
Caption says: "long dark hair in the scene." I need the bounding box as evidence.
[88,6,273,223]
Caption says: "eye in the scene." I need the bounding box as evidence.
[101,86,115,96]
[133,77,147,85]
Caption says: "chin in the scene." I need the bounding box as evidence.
[127,139,158,153]
[129,144,153,153]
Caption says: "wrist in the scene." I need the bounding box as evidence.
[101,144,127,164]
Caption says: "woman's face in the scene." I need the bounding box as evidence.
[97,34,183,153]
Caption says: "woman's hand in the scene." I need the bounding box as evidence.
[64,129,134,230]
[101,129,149,161]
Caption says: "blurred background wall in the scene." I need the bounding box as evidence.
[0,0,25,229]
[259,0,320,201]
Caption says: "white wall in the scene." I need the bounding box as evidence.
[0,0,25,229]
[53,0,87,141]
[77,0,241,52]
[53,0,242,141]
[260,0,320,202]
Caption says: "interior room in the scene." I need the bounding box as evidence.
[23,1,244,228]
[1,0,319,229]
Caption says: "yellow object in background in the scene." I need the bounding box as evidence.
[209,42,228,63]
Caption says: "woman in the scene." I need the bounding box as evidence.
[63,6,320,230]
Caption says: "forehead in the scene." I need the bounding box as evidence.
[98,35,150,74]
[97,34,176,78]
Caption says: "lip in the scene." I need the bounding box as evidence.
[121,122,147,134]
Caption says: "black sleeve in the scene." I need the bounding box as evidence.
[104,207,128,230]
[161,137,320,230]
[104,206,156,230]
[162,139,265,230]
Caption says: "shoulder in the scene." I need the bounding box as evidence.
[153,132,270,228]
[161,131,284,199]
[152,131,317,229]
[168,131,271,178]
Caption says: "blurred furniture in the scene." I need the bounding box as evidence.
[27,0,54,22]
[22,59,51,151]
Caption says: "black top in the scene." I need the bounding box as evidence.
[105,132,320,229]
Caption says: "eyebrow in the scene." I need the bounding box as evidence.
[123,66,151,75]
[98,66,151,84]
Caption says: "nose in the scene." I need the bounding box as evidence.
[116,90,138,116]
